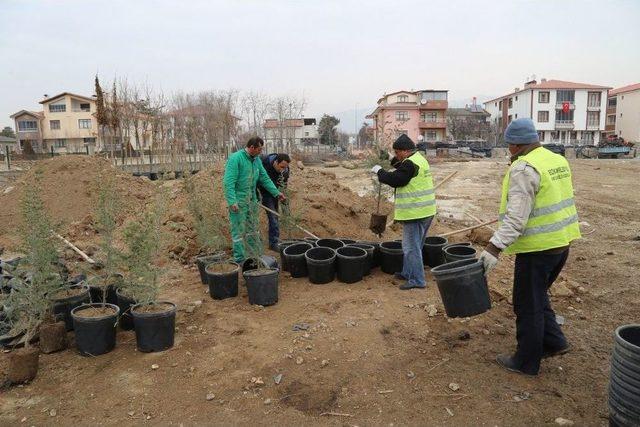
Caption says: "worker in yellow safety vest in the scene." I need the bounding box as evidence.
[479,118,581,375]
[371,134,436,290]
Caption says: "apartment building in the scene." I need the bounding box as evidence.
[367,89,448,149]
[605,83,640,143]
[447,99,491,141]
[11,92,98,154]
[263,118,319,148]
[484,79,610,145]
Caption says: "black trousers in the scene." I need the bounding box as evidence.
[512,249,569,375]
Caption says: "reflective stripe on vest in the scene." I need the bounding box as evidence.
[499,147,581,254]
[394,152,437,221]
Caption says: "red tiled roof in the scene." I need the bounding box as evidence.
[529,79,611,90]
[10,110,43,119]
[610,83,640,96]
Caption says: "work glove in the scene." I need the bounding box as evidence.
[371,165,382,174]
[479,250,498,275]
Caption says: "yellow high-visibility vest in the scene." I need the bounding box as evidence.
[394,152,437,221]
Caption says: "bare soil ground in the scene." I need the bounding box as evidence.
[1,156,639,426]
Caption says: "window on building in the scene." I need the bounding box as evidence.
[587,92,601,107]
[607,115,616,125]
[539,91,550,103]
[508,98,513,108]
[83,138,96,143]
[498,100,503,109]
[397,95,408,102]
[507,115,512,124]
[421,91,447,101]
[50,120,60,130]
[515,96,518,101]
[556,90,575,103]
[538,131,545,141]
[421,111,438,122]
[583,132,594,143]
[395,111,409,121]
[587,111,600,126]
[425,130,437,140]
[305,131,309,136]
[538,111,549,122]
[54,139,66,148]
[515,114,518,118]
[80,103,91,112]
[18,120,38,131]
[49,103,66,112]
[78,119,92,129]
[608,97,617,107]
[556,109,574,122]
[494,102,497,107]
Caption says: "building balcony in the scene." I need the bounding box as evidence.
[555,102,575,110]
[587,105,601,111]
[586,123,601,130]
[605,124,616,132]
[418,100,448,110]
[418,119,447,129]
[606,107,617,115]
[555,120,575,129]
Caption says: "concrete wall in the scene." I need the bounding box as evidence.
[616,89,640,142]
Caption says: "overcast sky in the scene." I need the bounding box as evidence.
[1,0,639,131]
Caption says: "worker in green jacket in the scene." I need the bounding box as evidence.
[223,137,285,263]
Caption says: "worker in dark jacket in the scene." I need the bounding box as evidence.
[258,153,291,250]
[371,134,436,290]
[479,118,581,375]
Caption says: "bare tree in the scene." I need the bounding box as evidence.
[240,91,271,138]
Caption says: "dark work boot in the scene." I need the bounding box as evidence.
[398,282,426,290]
[542,343,571,359]
[496,354,536,376]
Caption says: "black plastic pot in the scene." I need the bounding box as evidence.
[131,302,177,352]
[347,243,375,276]
[380,241,404,274]
[243,268,279,306]
[278,240,300,272]
[241,255,279,273]
[52,283,91,331]
[205,262,239,300]
[116,288,137,331]
[196,253,227,285]
[339,238,357,245]
[358,241,382,268]
[316,238,345,250]
[88,273,122,305]
[431,258,491,318]
[443,245,477,263]
[283,243,313,278]
[423,236,448,267]
[305,247,336,284]
[71,303,120,356]
[336,246,367,284]
[609,324,640,426]
[303,238,319,246]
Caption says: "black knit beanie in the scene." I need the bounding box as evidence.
[392,134,415,150]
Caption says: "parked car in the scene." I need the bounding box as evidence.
[544,143,566,156]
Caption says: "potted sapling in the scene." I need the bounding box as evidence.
[184,174,227,284]
[70,175,121,356]
[119,196,176,352]
[241,193,279,306]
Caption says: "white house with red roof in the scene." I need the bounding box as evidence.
[606,83,640,143]
[484,79,611,145]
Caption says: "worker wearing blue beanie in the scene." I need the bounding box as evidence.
[480,118,581,375]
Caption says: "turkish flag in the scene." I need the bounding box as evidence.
[562,102,570,113]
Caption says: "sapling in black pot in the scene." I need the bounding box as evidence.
[184,174,227,284]
[241,189,279,306]
[119,195,176,352]
[71,175,122,356]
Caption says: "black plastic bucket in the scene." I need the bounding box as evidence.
[116,288,137,331]
[283,243,313,278]
[609,324,640,426]
[205,262,239,300]
[380,241,403,274]
[431,258,491,318]
[316,238,345,250]
[52,283,91,331]
[358,241,382,268]
[196,253,227,284]
[336,246,367,284]
[241,255,279,273]
[339,238,357,245]
[303,237,319,246]
[243,268,279,306]
[444,245,477,263]
[88,273,122,305]
[305,247,336,284]
[423,236,448,267]
[131,302,177,352]
[278,240,300,272]
[71,303,119,356]
[347,243,375,276]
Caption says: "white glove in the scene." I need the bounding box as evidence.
[479,250,498,275]
[371,165,382,174]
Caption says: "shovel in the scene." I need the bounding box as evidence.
[369,182,387,235]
